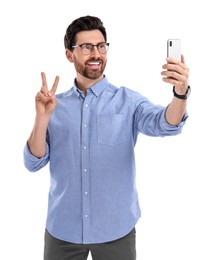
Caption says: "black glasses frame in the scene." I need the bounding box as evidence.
[72,42,110,55]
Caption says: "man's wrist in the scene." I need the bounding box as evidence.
[173,85,191,100]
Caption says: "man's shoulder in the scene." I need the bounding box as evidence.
[55,87,74,99]
[110,84,143,99]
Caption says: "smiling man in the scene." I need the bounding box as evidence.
[23,15,190,260]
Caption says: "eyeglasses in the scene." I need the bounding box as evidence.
[72,42,110,55]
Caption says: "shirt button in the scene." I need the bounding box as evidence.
[83,169,87,172]
[84,124,87,128]
[85,104,88,107]
[85,214,88,218]
[83,146,87,150]
[84,192,88,195]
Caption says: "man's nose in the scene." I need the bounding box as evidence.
[91,45,101,56]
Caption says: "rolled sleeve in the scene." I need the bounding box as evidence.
[135,103,189,137]
[23,142,50,172]
[162,109,189,134]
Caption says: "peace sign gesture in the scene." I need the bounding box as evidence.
[35,72,59,117]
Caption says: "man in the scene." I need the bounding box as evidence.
[23,15,190,260]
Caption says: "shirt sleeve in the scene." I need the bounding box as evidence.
[23,142,50,172]
[134,99,188,137]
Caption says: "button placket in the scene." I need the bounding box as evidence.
[81,95,92,243]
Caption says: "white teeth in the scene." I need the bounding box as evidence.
[89,62,100,65]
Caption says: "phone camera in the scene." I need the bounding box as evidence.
[169,41,172,47]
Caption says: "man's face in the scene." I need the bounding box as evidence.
[69,30,107,80]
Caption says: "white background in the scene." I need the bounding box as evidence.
[0,0,208,259]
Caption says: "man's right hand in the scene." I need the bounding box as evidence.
[35,72,59,117]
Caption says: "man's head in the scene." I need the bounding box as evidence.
[64,15,108,82]
[64,15,107,51]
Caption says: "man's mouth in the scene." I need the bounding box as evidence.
[87,61,101,66]
[86,61,102,70]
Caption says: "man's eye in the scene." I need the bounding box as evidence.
[99,44,105,48]
[84,45,92,50]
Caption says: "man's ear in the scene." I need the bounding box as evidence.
[66,49,74,62]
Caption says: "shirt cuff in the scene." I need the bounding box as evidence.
[23,142,49,161]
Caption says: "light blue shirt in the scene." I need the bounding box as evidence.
[23,76,188,244]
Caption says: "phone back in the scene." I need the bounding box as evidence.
[167,39,181,61]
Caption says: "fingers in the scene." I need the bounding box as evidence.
[163,64,189,78]
[181,54,185,64]
[162,73,188,87]
[161,56,189,88]
[40,72,59,97]
[166,57,188,70]
[41,72,48,95]
[162,57,189,76]
[51,76,59,94]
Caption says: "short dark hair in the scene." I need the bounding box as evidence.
[64,15,107,51]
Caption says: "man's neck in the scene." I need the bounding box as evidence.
[75,74,104,96]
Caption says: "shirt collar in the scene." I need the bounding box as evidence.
[73,76,108,97]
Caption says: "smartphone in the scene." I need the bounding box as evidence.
[167,39,181,61]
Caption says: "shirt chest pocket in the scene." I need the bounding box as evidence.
[97,114,127,147]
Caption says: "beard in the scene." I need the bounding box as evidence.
[74,58,106,80]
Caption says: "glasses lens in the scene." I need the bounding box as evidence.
[81,44,92,55]
[98,43,109,54]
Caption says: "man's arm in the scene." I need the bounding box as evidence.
[161,55,190,125]
[28,115,50,158]
[27,72,59,158]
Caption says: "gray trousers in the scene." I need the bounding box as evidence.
[44,228,136,260]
